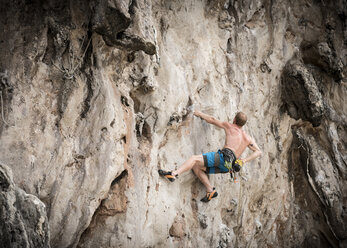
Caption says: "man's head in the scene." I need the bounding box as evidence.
[233,112,247,127]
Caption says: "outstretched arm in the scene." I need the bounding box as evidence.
[194,111,228,129]
[242,138,262,163]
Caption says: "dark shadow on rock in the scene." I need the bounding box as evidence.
[281,62,325,127]
[91,0,156,55]
[0,162,50,248]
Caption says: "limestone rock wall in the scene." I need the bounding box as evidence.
[0,0,346,247]
[0,162,50,248]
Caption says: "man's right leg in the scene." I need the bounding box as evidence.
[158,152,218,202]
[192,165,214,192]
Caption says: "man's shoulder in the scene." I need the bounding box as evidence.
[223,121,233,128]
[242,131,252,142]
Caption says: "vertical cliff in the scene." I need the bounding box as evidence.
[0,162,50,247]
[0,0,346,247]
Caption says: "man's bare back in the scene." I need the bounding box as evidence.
[192,111,261,163]
[223,123,251,158]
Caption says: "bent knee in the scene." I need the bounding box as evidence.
[191,155,204,166]
[192,164,199,173]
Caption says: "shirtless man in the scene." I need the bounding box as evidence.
[158,111,262,202]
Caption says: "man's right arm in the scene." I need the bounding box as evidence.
[241,138,262,164]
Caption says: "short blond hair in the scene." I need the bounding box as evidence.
[235,112,247,126]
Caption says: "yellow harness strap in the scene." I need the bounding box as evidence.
[226,159,244,183]
[234,159,244,167]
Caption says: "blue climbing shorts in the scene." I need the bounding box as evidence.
[202,150,229,174]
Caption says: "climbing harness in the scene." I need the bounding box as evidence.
[233,159,244,172]
[221,148,243,183]
[230,159,244,182]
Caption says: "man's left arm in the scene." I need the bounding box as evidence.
[241,138,262,164]
[193,111,228,129]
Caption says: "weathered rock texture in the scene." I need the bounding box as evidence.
[0,0,346,247]
[0,162,50,248]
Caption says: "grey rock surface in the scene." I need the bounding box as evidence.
[0,162,50,248]
[282,63,325,126]
[0,0,346,248]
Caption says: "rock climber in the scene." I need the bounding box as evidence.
[158,111,262,202]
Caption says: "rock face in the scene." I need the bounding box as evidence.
[0,162,50,248]
[0,0,346,247]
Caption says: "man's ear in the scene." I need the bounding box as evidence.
[232,118,236,124]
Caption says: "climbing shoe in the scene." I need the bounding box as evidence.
[158,169,177,182]
[200,188,218,202]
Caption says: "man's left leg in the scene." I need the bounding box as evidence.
[158,153,218,202]
[172,155,204,176]
[158,154,204,182]
[173,155,215,193]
